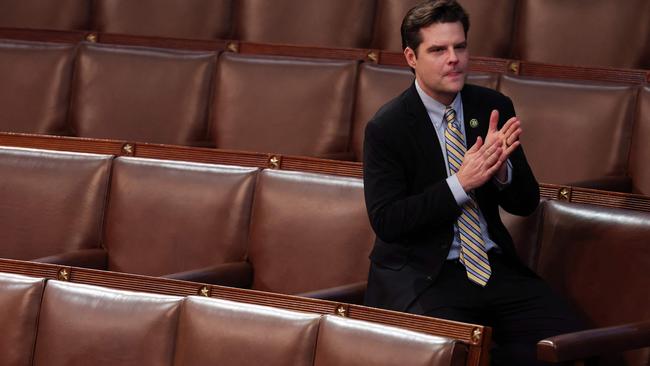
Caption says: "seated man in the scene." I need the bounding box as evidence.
[362,1,583,365]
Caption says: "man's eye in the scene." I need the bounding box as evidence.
[455,44,467,50]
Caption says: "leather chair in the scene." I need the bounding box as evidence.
[174,297,321,366]
[370,0,516,58]
[102,157,258,281]
[93,0,233,40]
[212,53,357,159]
[0,147,112,265]
[0,0,90,30]
[512,0,650,69]
[234,0,375,48]
[0,40,75,135]
[70,43,216,145]
[534,200,650,365]
[499,75,637,190]
[0,273,45,366]
[314,315,468,366]
[33,280,182,366]
[629,86,650,195]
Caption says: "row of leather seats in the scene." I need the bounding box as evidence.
[1,39,649,193]
[0,272,468,366]
[0,0,648,69]
[0,146,374,302]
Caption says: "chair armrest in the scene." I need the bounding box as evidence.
[33,248,108,269]
[567,176,632,193]
[296,281,367,304]
[163,261,253,288]
[537,320,650,363]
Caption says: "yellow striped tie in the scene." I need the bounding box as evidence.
[443,107,492,286]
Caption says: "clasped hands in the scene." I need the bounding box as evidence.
[456,110,522,191]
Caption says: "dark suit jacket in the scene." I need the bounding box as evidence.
[363,82,540,312]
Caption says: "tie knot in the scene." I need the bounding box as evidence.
[444,107,458,129]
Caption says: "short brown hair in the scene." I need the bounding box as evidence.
[401,0,469,53]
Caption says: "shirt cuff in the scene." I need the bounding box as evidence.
[447,174,470,206]
[493,159,513,190]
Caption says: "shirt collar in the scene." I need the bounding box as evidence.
[414,79,462,129]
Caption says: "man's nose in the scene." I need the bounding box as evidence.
[448,47,459,63]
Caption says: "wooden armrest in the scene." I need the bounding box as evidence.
[163,261,253,288]
[33,248,108,269]
[537,320,650,363]
[296,281,367,304]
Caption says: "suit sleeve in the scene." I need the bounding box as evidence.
[363,119,461,244]
[495,97,540,216]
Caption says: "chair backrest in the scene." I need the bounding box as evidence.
[499,75,637,185]
[371,0,516,59]
[174,296,321,366]
[629,86,650,195]
[0,147,112,260]
[247,169,374,294]
[104,157,258,276]
[0,40,75,135]
[0,0,90,30]
[234,0,375,48]
[212,53,357,158]
[535,200,650,365]
[93,0,233,40]
[33,280,182,366]
[0,273,45,366]
[70,43,216,145]
[314,314,468,366]
[512,0,650,68]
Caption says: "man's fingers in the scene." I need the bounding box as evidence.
[468,136,483,153]
[501,118,520,137]
[505,128,522,146]
[488,110,499,132]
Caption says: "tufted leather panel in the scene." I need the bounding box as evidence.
[0,0,90,30]
[104,157,257,276]
[70,43,216,145]
[629,86,650,195]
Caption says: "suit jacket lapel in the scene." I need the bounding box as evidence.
[403,83,447,179]
[461,85,489,147]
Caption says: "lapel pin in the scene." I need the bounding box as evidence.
[469,118,479,128]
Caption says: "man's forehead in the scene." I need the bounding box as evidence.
[419,21,466,44]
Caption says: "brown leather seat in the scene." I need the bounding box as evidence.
[234,0,375,48]
[0,0,90,30]
[70,43,216,145]
[314,315,468,366]
[246,170,374,301]
[174,297,321,366]
[0,40,75,135]
[499,75,637,189]
[33,280,182,366]
[212,53,357,159]
[0,147,112,262]
[535,200,650,365]
[93,0,233,40]
[513,0,650,69]
[0,273,45,366]
[629,86,650,195]
[371,0,516,58]
[103,157,257,279]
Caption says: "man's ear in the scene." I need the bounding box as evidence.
[404,47,417,69]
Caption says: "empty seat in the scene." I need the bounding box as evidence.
[314,315,467,366]
[174,297,320,366]
[371,0,516,58]
[103,157,257,278]
[0,147,112,261]
[70,43,216,145]
[212,53,356,158]
[629,86,650,195]
[499,75,637,188]
[33,281,182,366]
[0,273,45,366]
[234,0,375,48]
[0,40,75,135]
[513,0,650,68]
[535,201,650,365]
[93,0,233,40]
[245,170,374,298]
[0,0,90,30]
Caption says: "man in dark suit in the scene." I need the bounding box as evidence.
[363,1,583,365]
